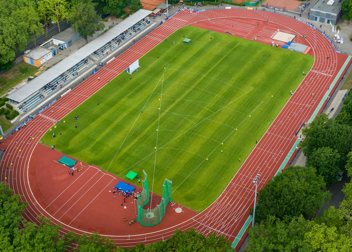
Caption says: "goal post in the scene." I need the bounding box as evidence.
[126,59,140,74]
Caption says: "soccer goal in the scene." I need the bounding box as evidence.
[126,59,140,74]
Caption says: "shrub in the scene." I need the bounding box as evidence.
[0,108,5,115]
[350,33,352,41]
[6,103,13,110]
[122,13,130,19]
[5,110,19,120]
[337,25,341,30]
[0,60,15,72]
[0,100,5,107]
[1,97,9,102]
[4,109,10,115]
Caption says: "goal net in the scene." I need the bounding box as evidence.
[126,59,140,74]
[137,171,172,227]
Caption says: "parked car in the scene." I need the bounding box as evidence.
[337,171,344,181]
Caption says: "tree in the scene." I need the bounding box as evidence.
[130,0,143,14]
[71,232,117,252]
[247,215,313,251]
[252,166,330,223]
[37,0,53,38]
[304,223,352,251]
[342,0,352,21]
[0,0,43,65]
[335,89,352,126]
[97,0,127,18]
[40,0,69,33]
[307,147,341,185]
[12,217,73,251]
[0,182,27,251]
[127,228,233,251]
[69,1,105,42]
[301,114,352,168]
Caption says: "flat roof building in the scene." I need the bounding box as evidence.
[309,0,345,25]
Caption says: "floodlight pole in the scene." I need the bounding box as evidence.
[252,174,261,227]
[0,123,3,136]
[167,0,169,17]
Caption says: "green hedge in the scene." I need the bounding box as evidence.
[4,109,10,115]
[0,101,5,107]
[1,97,8,102]
[6,103,13,110]
[5,110,19,120]
[122,13,130,19]
[0,108,4,115]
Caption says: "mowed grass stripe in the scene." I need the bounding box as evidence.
[41,26,313,211]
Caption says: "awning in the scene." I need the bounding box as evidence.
[153,8,161,14]
[183,38,191,43]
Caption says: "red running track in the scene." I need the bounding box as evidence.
[1,9,351,249]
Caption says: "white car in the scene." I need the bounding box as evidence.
[337,172,343,181]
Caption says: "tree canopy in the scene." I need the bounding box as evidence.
[301,113,352,169]
[336,89,352,126]
[40,0,69,33]
[0,0,43,65]
[306,147,341,185]
[342,0,352,20]
[97,0,127,18]
[69,1,105,42]
[247,215,314,251]
[253,166,330,223]
[130,0,143,14]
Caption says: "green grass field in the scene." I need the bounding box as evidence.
[41,26,313,211]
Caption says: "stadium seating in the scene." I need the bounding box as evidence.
[41,73,71,95]
[17,18,152,113]
[18,92,44,112]
[67,59,92,76]
[93,42,117,59]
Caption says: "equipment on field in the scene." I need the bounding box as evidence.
[126,59,140,74]
[126,170,138,180]
[137,170,172,226]
[115,181,136,194]
[58,156,77,168]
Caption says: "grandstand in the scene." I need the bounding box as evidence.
[7,10,153,114]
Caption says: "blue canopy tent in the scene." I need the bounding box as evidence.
[115,181,135,194]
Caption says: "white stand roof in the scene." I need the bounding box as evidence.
[8,9,152,103]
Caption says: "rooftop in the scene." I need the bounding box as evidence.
[311,0,343,14]
[157,3,169,9]
[25,47,51,60]
[8,9,152,103]
[53,27,80,41]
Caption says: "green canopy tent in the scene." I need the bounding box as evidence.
[58,156,77,168]
[183,38,191,44]
[126,171,138,180]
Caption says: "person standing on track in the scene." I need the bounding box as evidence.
[98,77,100,81]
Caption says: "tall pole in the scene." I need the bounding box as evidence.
[252,174,260,227]
[167,0,169,17]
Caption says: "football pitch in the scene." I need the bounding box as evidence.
[41,26,313,211]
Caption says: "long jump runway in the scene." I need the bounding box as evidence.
[1,9,351,250]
